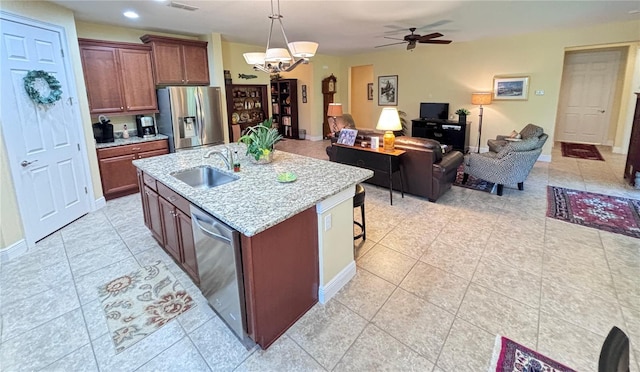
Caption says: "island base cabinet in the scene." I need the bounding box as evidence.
[142,185,163,244]
[241,207,319,349]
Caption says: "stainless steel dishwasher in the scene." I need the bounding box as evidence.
[190,205,252,346]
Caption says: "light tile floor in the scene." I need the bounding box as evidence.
[1,140,639,371]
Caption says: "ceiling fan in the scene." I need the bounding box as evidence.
[375,27,452,51]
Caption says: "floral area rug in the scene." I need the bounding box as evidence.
[561,142,604,161]
[490,335,577,372]
[454,164,495,193]
[547,186,640,239]
[98,261,195,353]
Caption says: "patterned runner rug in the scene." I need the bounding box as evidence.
[561,142,604,161]
[98,261,195,353]
[547,186,640,239]
[453,164,494,193]
[490,335,577,372]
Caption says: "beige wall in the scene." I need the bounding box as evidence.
[349,65,374,127]
[339,19,640,156]
[316,198,353,286]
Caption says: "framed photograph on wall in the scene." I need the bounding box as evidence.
[367,83,373,100]
[378,75,398,106]
[493,76,530,100]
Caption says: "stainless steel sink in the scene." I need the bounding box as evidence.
[171,166,239,189]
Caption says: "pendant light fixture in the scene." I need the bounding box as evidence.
[243,0,318,74]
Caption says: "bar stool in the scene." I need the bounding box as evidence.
[353,184,366,241]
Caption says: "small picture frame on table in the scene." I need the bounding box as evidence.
[337,129,358,146]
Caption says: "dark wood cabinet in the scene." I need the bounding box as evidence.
[177,209,198,281]
[159,196,181,262]
[140,34,209,86]
[225,84,268,142]
[624,93,640,186]
[412,119,470,153]
[97,140,168,200]
[270,79,299,139]
[142,184,164,244]
[79,39,157,116]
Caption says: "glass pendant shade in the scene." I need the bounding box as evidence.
[265,48,291,62]
[243,52,266,65]
[288,42,318,58]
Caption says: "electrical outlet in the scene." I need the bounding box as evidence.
[324,214,332,231]
[535,90,545,96]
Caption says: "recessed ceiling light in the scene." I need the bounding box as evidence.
[123,11,139,19]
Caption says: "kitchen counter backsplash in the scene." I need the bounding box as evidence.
[133,144,373,237]
[95,133,169,149]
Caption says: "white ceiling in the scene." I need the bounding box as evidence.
[50,0,640,55]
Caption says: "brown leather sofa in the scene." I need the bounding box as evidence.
[327,129,464,202]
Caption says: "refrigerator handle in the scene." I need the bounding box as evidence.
[194,89,204,144]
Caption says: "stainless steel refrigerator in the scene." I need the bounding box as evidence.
[156,86,225,152]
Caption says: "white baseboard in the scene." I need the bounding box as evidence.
[307,135,325,142]
[318,260,356,304]
[538,154,551,162]
[93,196,106,211]
[612,146,625,154]
[0,239,28,263]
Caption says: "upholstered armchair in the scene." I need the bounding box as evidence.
[463,129,548,196]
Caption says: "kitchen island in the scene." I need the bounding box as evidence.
[133,144,372,349]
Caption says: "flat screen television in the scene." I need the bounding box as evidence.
[420,102,449,120]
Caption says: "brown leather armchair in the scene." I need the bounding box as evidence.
[327,129,463,202]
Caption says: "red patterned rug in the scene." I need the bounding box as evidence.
[490,335,577,372]
[454,164,494,193]
[547,186,640,239]
[561,142,604,161]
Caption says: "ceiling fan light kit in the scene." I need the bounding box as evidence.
[244,0,318,74]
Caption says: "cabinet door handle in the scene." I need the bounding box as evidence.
[145,190,150,196]
[132,147,141,151]
[120,106,124,110]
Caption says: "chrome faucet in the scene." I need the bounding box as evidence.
[203,147,232,170]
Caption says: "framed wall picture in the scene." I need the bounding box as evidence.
[301,84,307,103]
[367,83,373,100]
[493,76,530,100]
[378,75,398,106]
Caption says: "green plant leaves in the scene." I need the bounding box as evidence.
[238,118,283,160]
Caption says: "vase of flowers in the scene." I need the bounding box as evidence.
[455,108,470,124]
[238,118,283,164]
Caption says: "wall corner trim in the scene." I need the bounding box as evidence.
[0,239,28,263]
[318,260,356,304]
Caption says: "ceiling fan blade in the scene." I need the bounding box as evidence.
[383,36,406,41]
[406,42,416,51]
[375,41,407,48]
[418,32,444,41]
[419,39,452,44]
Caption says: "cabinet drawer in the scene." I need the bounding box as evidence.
[143,173,157,191]
[97,140,168,159]
[157,182,191,215]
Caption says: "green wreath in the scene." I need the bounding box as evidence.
[23,70,63,106]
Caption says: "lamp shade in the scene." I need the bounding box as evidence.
[288,41,318,57]
[243,52,266,65]
[327,103,343,117]
[376,108,402,131]
[471,92,492,105]
[265,48,292,62]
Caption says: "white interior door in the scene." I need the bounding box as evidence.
[1,16,90,245]
[556,50,621,144]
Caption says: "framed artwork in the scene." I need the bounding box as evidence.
[301,84,307,103]
[337,128,358,146]
[367,83,373,100]
[378,75,398,106]
[493,76,530,100]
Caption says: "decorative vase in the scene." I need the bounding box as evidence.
[458,115,466,124]
[250,150,274,164]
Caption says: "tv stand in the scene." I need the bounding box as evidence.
[412,119,470,153]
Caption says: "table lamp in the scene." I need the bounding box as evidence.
[376,108,402,152]
[471,92,492,153]
[327,103,343,134]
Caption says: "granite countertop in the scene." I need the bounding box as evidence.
[95,134,169,149]
[132,144,373,237]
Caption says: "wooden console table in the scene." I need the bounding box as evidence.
[333,144,405,205]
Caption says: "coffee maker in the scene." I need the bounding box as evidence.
[136,115,157,138]
[92,115,114,143]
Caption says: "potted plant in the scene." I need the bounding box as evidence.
[455,108,470,124]
[238,118,283,163]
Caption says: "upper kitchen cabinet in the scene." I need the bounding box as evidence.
[140,35,210,86]
[79,39,158,116]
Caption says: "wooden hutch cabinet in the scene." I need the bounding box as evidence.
[78,39,158,115]
[624,93,640,186]
[270,78,299,139]
[225,84,268,142]
[140,34,209,86]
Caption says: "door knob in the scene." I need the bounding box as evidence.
[21,160,37,167]
[599,110,606,113]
